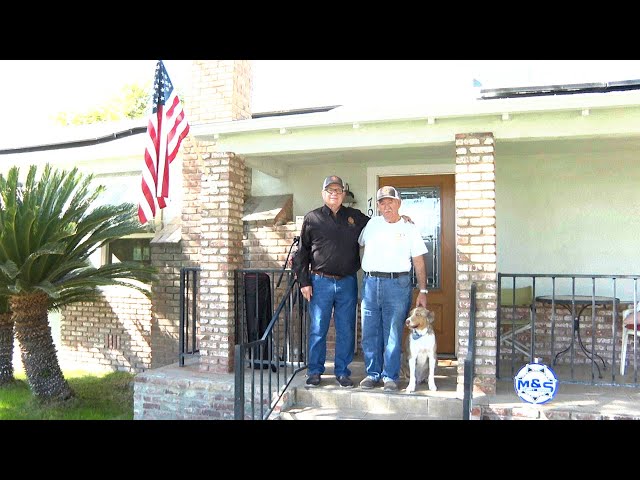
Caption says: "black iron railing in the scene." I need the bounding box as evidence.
[179,266,200,366]
[497,273,640,387]
[233,268,308,420]
[463,282,477,420]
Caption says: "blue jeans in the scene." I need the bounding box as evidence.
[360,274,413,382]
[307,273,357,378]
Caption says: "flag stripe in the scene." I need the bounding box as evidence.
[138,60,190,225]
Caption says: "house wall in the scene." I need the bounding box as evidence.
[214,101,640,159]
[251,142,640,294]
[499,302,626,368]
[147,237,188,369]
[252,156,452,218]
[12,289,153,376]
[496,149,640,299]
[243,220,301,270]
[252,164,369,218]
[59,287,152,372]
[11,60,639,413]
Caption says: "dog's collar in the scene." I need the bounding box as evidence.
[412,331,426,340]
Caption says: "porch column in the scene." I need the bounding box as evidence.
[198,152,246,372]
[455,132,497,395]
[181,61,252,373]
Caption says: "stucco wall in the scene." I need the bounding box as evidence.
[252,164,368,218]
[251,157,451,219]
[496,149,640,298]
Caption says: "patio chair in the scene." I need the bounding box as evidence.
[500,286,534,357]
[620,303,640,375]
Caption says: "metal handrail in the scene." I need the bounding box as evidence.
[179,267,200,366]
[462,282,477,420]
[234,271,308,420]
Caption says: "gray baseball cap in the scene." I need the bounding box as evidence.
[323,175,344,190]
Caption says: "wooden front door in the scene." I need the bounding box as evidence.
[379,174,456,355]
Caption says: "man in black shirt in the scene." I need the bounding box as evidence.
[293,175,370,388]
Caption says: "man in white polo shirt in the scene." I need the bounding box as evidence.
[358,185,429,392]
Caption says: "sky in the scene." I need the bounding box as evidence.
[1,60,640,131]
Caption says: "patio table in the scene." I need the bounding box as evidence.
[535,295,620,378]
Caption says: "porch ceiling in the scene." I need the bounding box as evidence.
[193,89,640,178]
[241,135,640,177]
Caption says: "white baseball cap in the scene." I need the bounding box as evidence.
[376,185,401,201]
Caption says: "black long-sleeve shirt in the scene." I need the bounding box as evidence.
[293,204,370,288]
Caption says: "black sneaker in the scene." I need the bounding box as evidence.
[336,375,354,388]
[306,374,321,387]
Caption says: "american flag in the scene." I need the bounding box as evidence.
[138,60,190,225]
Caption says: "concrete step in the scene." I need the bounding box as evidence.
[279,406,442,420]
[277,358,464,420]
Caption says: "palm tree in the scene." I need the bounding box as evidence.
[0,297,14,386]
[0,164,157,401]
[0,175,14,387]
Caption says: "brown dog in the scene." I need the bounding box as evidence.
[400,306,437,392]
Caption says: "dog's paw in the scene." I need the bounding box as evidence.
[428,381,437,391]
[405,382,416,393]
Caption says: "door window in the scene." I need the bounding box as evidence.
[397,186,441,290]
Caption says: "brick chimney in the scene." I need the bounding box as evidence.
[153,60,253,373]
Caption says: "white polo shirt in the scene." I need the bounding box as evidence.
[359,216,428,273]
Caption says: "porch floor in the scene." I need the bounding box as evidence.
[133,354,640,420]
[281,356,640,419]
[479,361,640,419]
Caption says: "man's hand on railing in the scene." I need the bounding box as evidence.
[301,285,312,302]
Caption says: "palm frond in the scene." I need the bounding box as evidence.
[0,260,19,280]
[0,164,157,303]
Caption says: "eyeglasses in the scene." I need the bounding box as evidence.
[324,188,344,195]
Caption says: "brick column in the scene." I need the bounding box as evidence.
[455,132,497,395]
[149,61,252,371]
[185,61,252,372]
[198,152,246,373]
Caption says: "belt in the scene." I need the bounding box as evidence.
[311,270,343,280]
[366,271,410,279]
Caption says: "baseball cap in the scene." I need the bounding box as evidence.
[376,185,401,201]
[322,175,344,190]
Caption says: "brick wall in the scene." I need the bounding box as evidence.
[241,217,350,363]
[185,60,252,123]
[60,286,152,372]
[243,220,301,270]
[148,239,189,369]
[134,366,236,420]
[499,303,626,366]
[455,132,497,396]
[242,217,304,355]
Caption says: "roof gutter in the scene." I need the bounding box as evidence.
[480,79,640,99]
[190,88,640,139]
[0,126,147,155]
